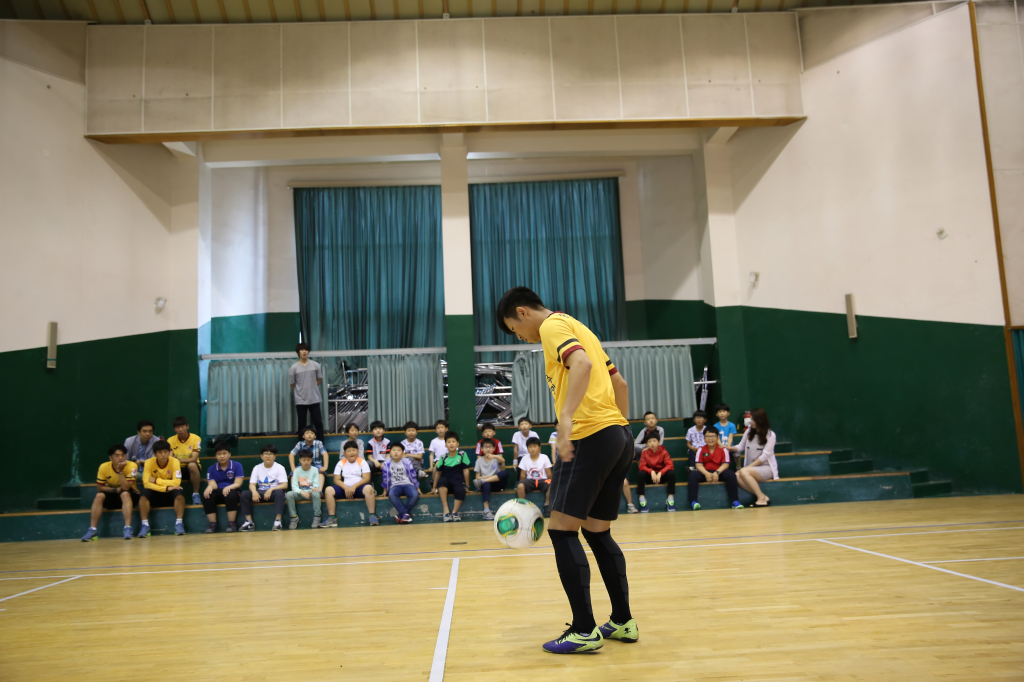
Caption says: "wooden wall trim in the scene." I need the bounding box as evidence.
[84,116,806,145]
[969,1,1024,489]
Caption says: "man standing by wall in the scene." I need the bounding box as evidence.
[289,342,324,442]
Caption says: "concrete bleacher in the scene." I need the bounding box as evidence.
[7,418,951,542]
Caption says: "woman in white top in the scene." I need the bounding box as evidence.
[735,408,778,507]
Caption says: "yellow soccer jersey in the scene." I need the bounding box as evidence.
[142,457,183,492]
[96,460,138,491]
[167,433,202,461]
[540,312,628,440]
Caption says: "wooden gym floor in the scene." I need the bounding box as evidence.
[0,496,1022,681]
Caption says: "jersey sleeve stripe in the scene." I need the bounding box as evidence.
[555,338,581,354]
[608,367,619,376]
[560,344,585,366]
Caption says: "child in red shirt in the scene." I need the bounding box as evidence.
[637,433,676,512]
[688,428,742,510]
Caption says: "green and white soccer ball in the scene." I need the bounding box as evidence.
[493,498,545,549]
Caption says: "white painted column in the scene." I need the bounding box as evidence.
[702,127,743,308]
[439,133,476,437]
[440,133,474,317]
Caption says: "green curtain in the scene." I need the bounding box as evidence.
[367,353,446,429]
[293,186,445,352]
[511,345,695,423]
[605,345,696,420]
[469,178,627,349]
[207,359,321,435]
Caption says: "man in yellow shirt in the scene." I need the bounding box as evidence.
[167,415,203,505]
[498,286,637,654]
[81,444,139,542]
[139,440,186,537]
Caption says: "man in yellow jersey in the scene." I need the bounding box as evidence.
[81,444,140,542]
[139,440,187,537]
[498,286,639,654]
[167,415,203,505]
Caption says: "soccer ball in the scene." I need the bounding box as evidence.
[493,498,545,549]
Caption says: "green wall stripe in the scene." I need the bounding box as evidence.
[444,314,476,439]
[210,313,301,354]
[0,329,201,512]
[742,307,1022,494]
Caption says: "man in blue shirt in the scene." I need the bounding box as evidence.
[201,443,245,533]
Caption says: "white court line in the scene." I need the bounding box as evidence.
[817,540,1024,594]
[3,525,1022,582]
[924,556,1024,564]
[429,559,459,682]
[0,576,82,603]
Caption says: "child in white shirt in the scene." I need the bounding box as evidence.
[427,419,449,477]
[516,438,553,517]
[510,417,539,468]
[401,421,427,480]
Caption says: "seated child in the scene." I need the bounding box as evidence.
[82,444,139,542]
[624,412,665,514]
[202,442,245,533]
[688,428,742,510]
[686,409,708,455]
[382,442,419,524]
[289,426,328,481]
[431,431,470,522]
[510,417,539,467]
[138,440,185,538]
[286,448,322,529]
[323,441,378,527]
[714,403,738,450]
[345,423,366,458]
[366,420,390,471]
[473,437,509,521]
[634,411,666,455]
[636,433,676,513]
[400,421,428,480]
[475,422,504,458]
[517,437,553,517]
[427,419,449,477]
[240,445,289,531]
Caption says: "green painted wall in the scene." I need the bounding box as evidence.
[0,330,201,512]
[210,313,301,354]
[741,306,1022,494]
[625,299,722,410]
[445,314,476,439]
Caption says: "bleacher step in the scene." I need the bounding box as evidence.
[36,498,82,511]
[912,480,953,498]
[829,459,874,475]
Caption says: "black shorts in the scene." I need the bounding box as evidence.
[101,490,140,509]
[140,488,183,508]
[549,424,633,522]
[518,479,550,494]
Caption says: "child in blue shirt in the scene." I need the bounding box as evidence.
[288,426,328,479]
[201,443,245,533]
[714,403,739,450]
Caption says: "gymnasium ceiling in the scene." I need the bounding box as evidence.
[0,0,927,24]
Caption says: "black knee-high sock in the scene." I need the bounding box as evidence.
[581,527,632,625]
[548,529,596,634]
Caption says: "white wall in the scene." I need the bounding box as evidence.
[634,156,703,302]
[726,4,1005,327]
[0,54,200,354]
[84,15,803,137]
